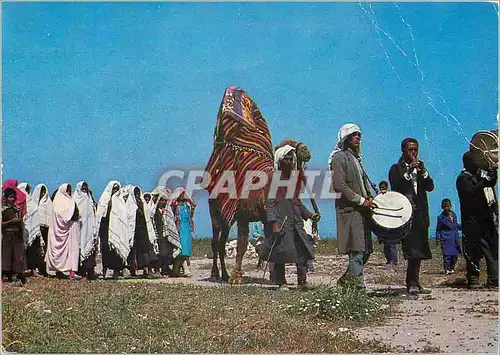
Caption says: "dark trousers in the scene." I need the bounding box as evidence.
[406,259,422,289]
[463,221,498,285]
[383,243,398,264]
[273,257,308,285]
[467,258,498,285]
[26,236,47,273]
[158,238,174,274]
[443,254,458,271]
[465,235,498,285]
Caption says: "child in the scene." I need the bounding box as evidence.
[436,198,461,274]
[377,180,398,266]
[2,188,27,284]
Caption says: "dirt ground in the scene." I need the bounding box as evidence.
[95,252,498,353]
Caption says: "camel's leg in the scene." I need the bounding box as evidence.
[211,244,220,280]
[211,230,220,280]
[209,200,221,280]
[219,225,230,282]
[229,219,249,285]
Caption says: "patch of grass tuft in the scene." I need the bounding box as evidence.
[283,284,393,323]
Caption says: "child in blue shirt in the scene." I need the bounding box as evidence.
[436,198,461,274]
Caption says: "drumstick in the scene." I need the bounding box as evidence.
[373,206,403,212]
[373,211,403,218]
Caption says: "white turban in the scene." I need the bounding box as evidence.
[328,123,361,169]
[274,144,296,170]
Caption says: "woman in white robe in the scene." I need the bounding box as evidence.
[73,181,98,279]
[45,183,80,279]
[153,191,183,277]
[125,185,158,277]
[97,181,127,278]
[24,184,52,276]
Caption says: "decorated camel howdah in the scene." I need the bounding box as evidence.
[204,86,311,283]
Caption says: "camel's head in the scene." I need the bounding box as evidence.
[295,142,311,165]
[277,139,311,167]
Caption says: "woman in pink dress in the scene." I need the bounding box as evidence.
[45,183,80,280]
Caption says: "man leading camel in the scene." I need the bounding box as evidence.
[264,145,321,291]
[329,123,376,290]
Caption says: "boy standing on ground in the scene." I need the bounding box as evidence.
[435,198,461,275]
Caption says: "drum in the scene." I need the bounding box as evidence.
[470,129,498,170]
[369,191,413,243]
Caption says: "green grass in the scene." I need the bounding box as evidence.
[192,238,213,258]
[283,283,396,324]
[3,278,394,353]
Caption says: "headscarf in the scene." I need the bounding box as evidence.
[95,180,120,235]
[23,184,51,247]
[52,184,77,222]
[149,186,172,217]
[170,187,196,235]
[17,182,29,196]
[141,191,156,219]
[274,144,296,170]
[328,123,361,169]
[170,187,196,208]
[107,186,130,263]
[2,179,26,206]
[157,191,181,249]
[151,187,162,197]
[34,184,53,227]
[44,183,80,273]
[149,187,163,214]
[73,181,97,263]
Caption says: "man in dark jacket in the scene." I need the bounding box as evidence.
[389,137,434,295]
[264,145,320,291]
[456,151,498,288]
[330,123,377,290]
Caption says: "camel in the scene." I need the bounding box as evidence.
[204,86,311,283]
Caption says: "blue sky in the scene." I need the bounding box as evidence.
[3,2,498,238]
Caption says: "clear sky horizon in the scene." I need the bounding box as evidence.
[3,2,498,238]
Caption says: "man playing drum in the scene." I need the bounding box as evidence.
[329,123,377,290]
[389,137,434,296]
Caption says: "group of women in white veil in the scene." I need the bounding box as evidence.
[11,182,94,280]
[96,182,196,279]
[3,179,196,283]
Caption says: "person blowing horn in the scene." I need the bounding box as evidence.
[389,137,434,296]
